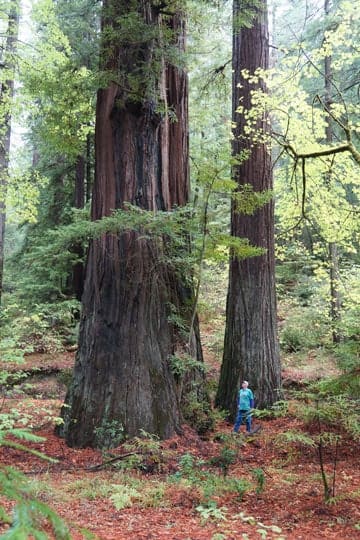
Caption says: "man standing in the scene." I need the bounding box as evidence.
[233,381,254,433]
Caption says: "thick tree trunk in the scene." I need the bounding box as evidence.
[61,2,203,447]
[65,232,182,446]
[216,0,282,416]
[0,1,19,305]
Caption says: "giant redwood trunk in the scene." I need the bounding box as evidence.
[216,0,281,416]
[61,1,202,447]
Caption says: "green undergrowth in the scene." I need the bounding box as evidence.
[1,392,359,537]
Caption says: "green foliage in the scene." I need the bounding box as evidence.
[169,354,206,378]
[166,303,190,338]
[0,426,69,538]
[21,0,97,160]
[174,452,200,481]
[233,184,273,216]
[171,448,252,507]
[254,400,289,420]
[119,431,169,474]
[279,305,330,352]
[229,477,251,501]
[210,446,237,477]
[110,481,166,510]
[181,389,215,435]
[10,215,88,304]
[233,0,263,30]
[277,387,360,501]
[6,167,49,225]
[109,484,141,510]
[66,473,166,512]
[251,467,266,495]
[93,420,125,449]
[237,0,360,358]
[0,300,79,357]
[211,534,227,540]
[309,390,360,441]
[100,1,184,108]
[0,466,70,540]
[0,427,58,463]
[0,338,28,363]
[334,339,360,378]
[196,500,227,524]
[64,476,115,501]
[277,250,335,354]
[275,429,317,450]
[10,205,192,307]
[331,266,360,389]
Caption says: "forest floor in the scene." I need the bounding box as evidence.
[1,346,360,540]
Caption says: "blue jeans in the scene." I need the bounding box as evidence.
[233,409,252,433]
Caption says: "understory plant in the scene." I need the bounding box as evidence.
[171,444,253,506]
[0,466,71,540]
[0,428,70,538]
[276,388,359,502]
[0,299,80,362]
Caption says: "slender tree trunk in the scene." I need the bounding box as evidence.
[324,0,341,343]
[0,1,19,305]
[329,241,341,342]
[216,0,282,416]
[74,155,85,209]
[61,1,203,447]
[85,132,92,203]
[71,154,86,301]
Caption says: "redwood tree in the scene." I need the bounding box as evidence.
[61,1,203,447]
[216,0,282,416]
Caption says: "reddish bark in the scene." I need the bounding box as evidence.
[216,0,282,415]
[61,2,202,447]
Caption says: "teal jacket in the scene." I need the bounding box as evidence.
[238,388,254,411]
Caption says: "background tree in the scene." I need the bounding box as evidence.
[260,0,360,396]
[268,0,360,350]
[323,0,341,343]
[216,0,282,416]
[16,0,98,303]
[0,0,19,305]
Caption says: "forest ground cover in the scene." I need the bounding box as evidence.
[1,345,359,540]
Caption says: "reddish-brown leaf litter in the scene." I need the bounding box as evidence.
[1,352,360,540]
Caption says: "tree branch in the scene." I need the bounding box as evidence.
[284,142,351,160]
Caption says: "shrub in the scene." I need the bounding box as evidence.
[182,389,215,435]
[93,420,125,449]
[280,307,330,352]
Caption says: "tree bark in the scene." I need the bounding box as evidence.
[0,1,19,306]
[61,1,203,447]
[85,133,92,203]
[71,154,86,301]
[324,0,341,344]
[216,0,282,416]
